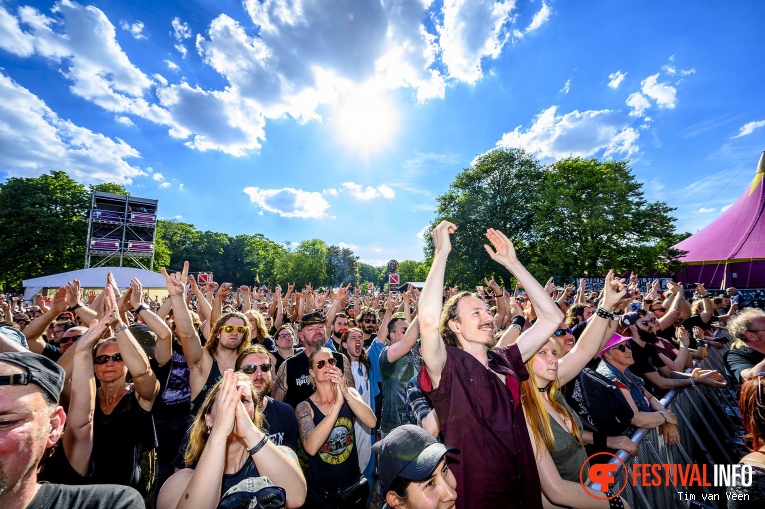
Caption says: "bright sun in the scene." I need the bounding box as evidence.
[333,87,398,153]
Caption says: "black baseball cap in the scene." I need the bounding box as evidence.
[372,424,459,493]
[0,351,65,404]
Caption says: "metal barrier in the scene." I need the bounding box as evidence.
[587,344,745,509]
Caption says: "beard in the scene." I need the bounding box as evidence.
[254,379,273,399]
[637,327,659,344]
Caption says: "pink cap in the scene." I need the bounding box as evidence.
[599,333,631,357]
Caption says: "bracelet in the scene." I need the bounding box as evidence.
[688,377,696,388]
[658,411,668,424]
[509,324,522,332]
[247,434,269,456]
[135,304,148,314]
[609,496,625,509]
[113,324,129,335]
[595,307,614,320]
[67,301,83,312]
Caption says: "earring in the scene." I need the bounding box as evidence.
[206,425,212,435]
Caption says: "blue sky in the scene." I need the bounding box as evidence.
[1,0,764,267]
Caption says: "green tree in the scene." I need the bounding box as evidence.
[274,239,329,289]
[358,263,385,290]
[0,171,89,289]
[427,148,545,287]
[90,183,129,195]
[532,157,678,279]
[326,245,359,286]
[397,260,430,283]
[243,234,286,286]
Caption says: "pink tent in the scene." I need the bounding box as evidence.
[673,151,765,288]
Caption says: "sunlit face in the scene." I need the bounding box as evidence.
[239,353,272,399]
[555,323,576,353]
[301,323,327,349]
[333,316,349,338]
[452,296,496,348]
[93,342,127,383]
[343,331,364,361]
[333,85,398,154]
[60,327,86,354]
[582,306,593,321]
[359,314,377,334]
[276,328,295,348]
[308,352,338,384]
[606,342,634,368]
[217,317,247,351]
[388,320,409,344]
[0,362,65,498]
[387,458,458,509]
[532,341,558,384]
[636,313,659,334]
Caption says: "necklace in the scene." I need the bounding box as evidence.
[99,385,127,405]
[538,385,550,393]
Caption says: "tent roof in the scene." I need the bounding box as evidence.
[22,266,166,290]
[674,151,765,263]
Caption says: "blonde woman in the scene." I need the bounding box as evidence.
[158,369,306,509]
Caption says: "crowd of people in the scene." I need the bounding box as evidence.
[1,221,763,509]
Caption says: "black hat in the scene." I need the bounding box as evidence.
[372,424,459,493]
[0,351,65,403]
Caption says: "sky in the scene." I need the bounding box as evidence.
[1,0,764,268]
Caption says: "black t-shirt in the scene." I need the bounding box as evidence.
[262,396,299,452]
[151,341,191,422]
[681,314,710,348]
[628,339,667,397]
[25,482,144,509]
[41,342,62,362]
[39,444,91,486]
[724,347,765,384]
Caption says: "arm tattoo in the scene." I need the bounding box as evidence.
[272,362,288,401]
[295,401,315,446]
[342,353,355,388]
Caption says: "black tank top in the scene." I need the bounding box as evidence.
[189,356,222,416]
[189,454,260,495]
[284,351,344,409]
[306,399,361,492]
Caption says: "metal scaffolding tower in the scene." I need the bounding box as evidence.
[84,192,158,271]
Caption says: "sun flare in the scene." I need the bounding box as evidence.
[333,87,398,153]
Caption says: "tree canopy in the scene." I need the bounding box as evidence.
[426,149,685,287]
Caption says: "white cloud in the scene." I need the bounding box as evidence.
[640,74,677,109]
[322,188,339,196]
[721,204,733,212]
[496,106,640,163]
[171,17,191,58]
[358,258,386,267]
[416,224,431,240]
[152,173,165,181]
[338,242,359,250]
[153,73,168,86]
[159,182,171,188]
[560,78,571,94]
[342,182,396,200]
[174,215,183,220]
[525,2,552,33]
[243,187,331,218]
[733,120,765,139]
[626,92,650,117]
[115,116,134,126]
[697,207,716,213]
[120,20,145,40]
[178,183,184,190]
[661,64,676,76]
[436,0,516,83]
[0,72,143,183]
[164,60,180,72]
[608,71,626,89]
[679,68,696,76]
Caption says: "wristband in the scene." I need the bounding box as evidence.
[609,497,625,509]
[658,411,668,424]
[67,301,83,312]
[135,304,148,314]
[113,324,129,335]
[595,307,614,320]
[247,434,269,456]
[688,377,696,388]
[510,315,526,328]
[509,324,522,332]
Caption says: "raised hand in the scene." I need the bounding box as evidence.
[75,314,113,354]
[601,270,627,311]
[210,370,241,440]
[484,228,518,267]
[87,290,97,305]
[129,278,143,309]
[544,277,555,295]
[161,261,189,297]
[65,280,81,308]
[50,287,68,314]
[432,221,457,253]
[117,287,133,314]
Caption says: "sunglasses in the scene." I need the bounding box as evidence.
[362,318,377,324]
[221,325,248,334]
[612,343,632,353]
[314,358,337,370]
[637,318,658,326]
[276,332,293,340]
[61,334,82,344]
[553,328,573,337]
[301,311,324,322]
[218,485,286,509]
[93,353,124,364]
[241,363,272,374]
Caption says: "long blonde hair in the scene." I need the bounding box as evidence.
[206,311,252,355]
[521,339,583,459]
[183,372,263,466]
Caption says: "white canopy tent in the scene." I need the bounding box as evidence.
[22,267,167,301]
